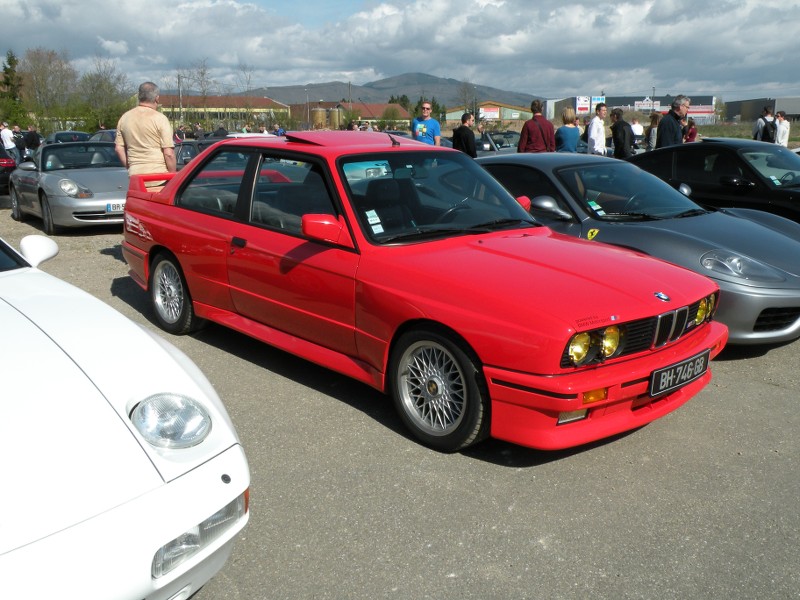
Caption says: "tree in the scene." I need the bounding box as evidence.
[388,94,410,112]
[1,51,23,102]
[18,47,79,131]
[77,56,132,129]
[0,50,26,125]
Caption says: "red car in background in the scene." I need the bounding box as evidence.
[122,131,727,452]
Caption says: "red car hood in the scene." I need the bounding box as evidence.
[362,227,716,334]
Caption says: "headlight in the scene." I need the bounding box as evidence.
[567,326,623,366]
[700,250,784,282]
[601,325,620,357]
[568,332,592,364]
[131,393,211,449]
[58,178,93,198]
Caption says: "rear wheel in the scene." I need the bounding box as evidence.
[9,186,24,222]
[389,328,490,452]
[149,253,198,335]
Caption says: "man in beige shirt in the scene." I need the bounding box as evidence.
[115,82,176,185]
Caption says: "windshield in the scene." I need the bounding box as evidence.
[39,142,123,171]
[0,239,27,272]
[340,150,535,242]
[557,161,704,220]
[738,144,800,187]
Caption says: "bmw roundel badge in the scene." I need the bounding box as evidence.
[654,291,671,302]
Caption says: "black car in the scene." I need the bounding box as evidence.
[43,131,91,145]
[174,138,224,170]
[89,129,116,142]
[629,138,800,222]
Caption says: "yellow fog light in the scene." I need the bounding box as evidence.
[557,409,588,425]
[601,326,620,357]
[695,297,709,325]
[582,388,608,404]
[569,332,592,365]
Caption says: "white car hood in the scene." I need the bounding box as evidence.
[0,268,234,554]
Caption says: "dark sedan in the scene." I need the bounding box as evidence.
[628,138,800,222]
[174,138,224,170]
[43,131,91,145]
[479,152,800,345]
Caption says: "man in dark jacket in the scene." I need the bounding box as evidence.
[610,108,634,159]
[656,95,690,148]
[452,112,478,158]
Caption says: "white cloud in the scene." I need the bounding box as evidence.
[1,0,798,100]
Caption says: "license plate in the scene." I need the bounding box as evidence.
[106,202,125,213]
[650,349,710,396]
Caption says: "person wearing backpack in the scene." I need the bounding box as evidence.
[753,106,777,143]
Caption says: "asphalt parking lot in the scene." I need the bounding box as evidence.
[3,206,799,600]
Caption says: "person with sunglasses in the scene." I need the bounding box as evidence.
[411,102,441,146]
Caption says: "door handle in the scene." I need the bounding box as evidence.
[231,237,247,250]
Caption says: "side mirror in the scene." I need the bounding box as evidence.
[678,183,692,197]
[515,195,532,212]
[301,214,354,248]
[529,195,573,221]
[719,175,756,189]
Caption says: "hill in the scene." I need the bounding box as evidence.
[239,72,538,110]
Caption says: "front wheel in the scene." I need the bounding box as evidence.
[40,194,58,235]
[389,328,490,452]
[149,253,198,335]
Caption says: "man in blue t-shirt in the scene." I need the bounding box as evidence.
[411,102,441,146]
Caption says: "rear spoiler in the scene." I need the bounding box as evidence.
[128,172,178,192]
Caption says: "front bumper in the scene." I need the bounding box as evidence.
[0,444,249,600]
[486,321,728,450]
[715,280,800,345]
[50,192,127,228]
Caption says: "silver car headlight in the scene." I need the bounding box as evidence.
[58,178,93,198]
[700,250,785,283]
[131,393,212,449]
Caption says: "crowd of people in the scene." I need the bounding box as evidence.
[0,122,41,164]
[436,95,793,159]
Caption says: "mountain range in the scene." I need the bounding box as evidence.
[224,72,538,109]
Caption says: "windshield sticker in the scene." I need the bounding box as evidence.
[588,200,606,215]
[365,209,384,234]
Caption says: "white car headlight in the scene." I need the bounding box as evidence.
[58,178,93,198]
[131,393,212,449]
[700,250,785,283]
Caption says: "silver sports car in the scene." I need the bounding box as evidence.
[479,152,800,345]
[9,141,129,235]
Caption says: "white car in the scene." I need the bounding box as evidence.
[0,235,250,599]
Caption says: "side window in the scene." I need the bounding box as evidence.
[250,157,335,235]
[485,164,573,217]
[675,148,739,184]
[633,151,672,180]
[176,149,251,215]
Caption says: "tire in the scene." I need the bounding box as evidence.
[9,186,25,222]
[40,194,58,235]
[389,328,490,452]
[148,253,198,335]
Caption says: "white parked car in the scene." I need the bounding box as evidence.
[0,235,250,599]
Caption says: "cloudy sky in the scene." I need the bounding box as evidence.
[1,0,797,102]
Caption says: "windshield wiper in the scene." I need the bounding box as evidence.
[600,212,662,220]
[463,218,537,231]
[673,208,708,218]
